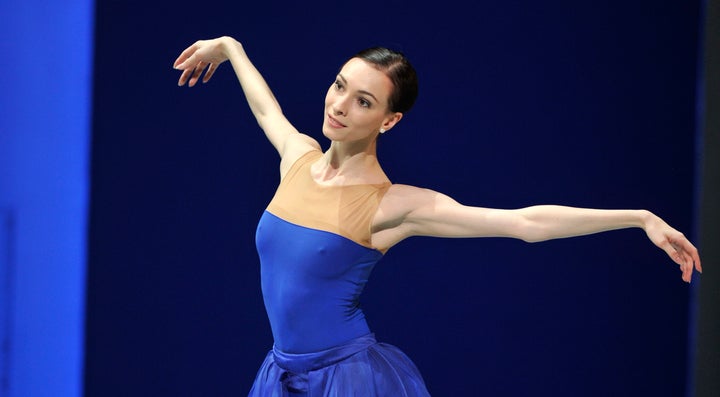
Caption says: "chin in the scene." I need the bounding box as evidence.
[321,125,339,141]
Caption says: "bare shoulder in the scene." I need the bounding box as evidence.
[384,183,429,201]
[382,184,443,210]
[283,133,321,158]
[372,184,439,245]
[279,133,322,177]
[377,183,458,225]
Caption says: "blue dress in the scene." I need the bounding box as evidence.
[249,150,430,396]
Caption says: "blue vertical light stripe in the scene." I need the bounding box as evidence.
[0,1,93,396]
[686,1,708,396]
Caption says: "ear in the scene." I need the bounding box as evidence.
[380,112,403,133]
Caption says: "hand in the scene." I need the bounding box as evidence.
[643,211,702,283]
[173,37,232,87]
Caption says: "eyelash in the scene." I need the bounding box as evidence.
[334,80,371,109]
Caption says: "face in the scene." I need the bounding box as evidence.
[322,58,402,142]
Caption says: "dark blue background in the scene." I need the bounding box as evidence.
[85,1,701,396]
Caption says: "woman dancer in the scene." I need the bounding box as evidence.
[173,36,701,396]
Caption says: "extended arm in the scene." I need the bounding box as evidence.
[387,186,701,282]
[173,37,310,155]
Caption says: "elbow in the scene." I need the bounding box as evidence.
[520,232,544,243]
[522,234,548,243]
[515,218,549,243]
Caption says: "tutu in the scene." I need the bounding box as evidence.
[248,334,430,397]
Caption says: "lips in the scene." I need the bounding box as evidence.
[327,114,347,128]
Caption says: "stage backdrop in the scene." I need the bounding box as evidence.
[85,1,702,396]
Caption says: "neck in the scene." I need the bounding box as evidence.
[316,136,384,183]
[326,136,378,167]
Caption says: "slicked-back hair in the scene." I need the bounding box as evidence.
[345,47,418,114]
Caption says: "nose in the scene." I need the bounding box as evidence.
[332,95,349,116]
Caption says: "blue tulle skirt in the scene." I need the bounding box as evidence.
[248,333,431,396]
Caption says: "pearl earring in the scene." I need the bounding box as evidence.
[379,128,386,134]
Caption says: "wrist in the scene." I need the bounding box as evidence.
[637,209,654,230]
[218,36,239,57]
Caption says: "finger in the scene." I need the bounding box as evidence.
[203,63,218,83]
[682,241,702,274]
[694,251,702,274]
[681,254,692,283]
[178,68,194,86]
[188,62,206,87]
[173,43,199,69]
[659,239,683,266]
[658,239,690,282]
[672,237,702,278]
[673,248,688,282]
[173,49,192,69]
[682,253,699,283]
[674,246,693,283]
[176,53,198,71]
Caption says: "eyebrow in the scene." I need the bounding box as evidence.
[337,74,379,103]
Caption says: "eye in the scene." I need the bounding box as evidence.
[358,98,371,108]
[334,80,343,90]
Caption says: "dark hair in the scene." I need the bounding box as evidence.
[346,47,418,114]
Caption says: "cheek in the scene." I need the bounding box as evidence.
[324,87,337,108]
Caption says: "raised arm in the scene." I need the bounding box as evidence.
[173,37,317,157]
[380,185,702,282]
